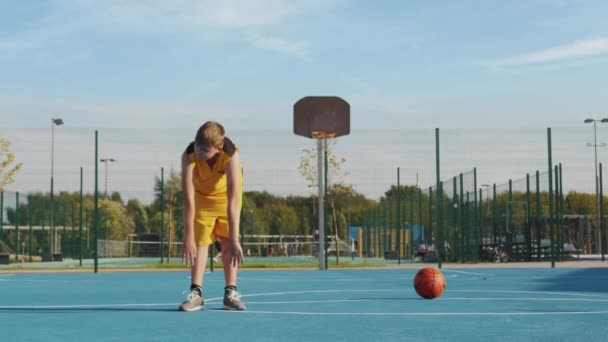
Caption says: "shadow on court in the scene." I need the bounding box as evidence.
[0,307,177,313]
[533,268,608,294]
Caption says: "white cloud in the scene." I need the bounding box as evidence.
[487,37,608,67]
[245,32,311,59]
[29,0,333,58]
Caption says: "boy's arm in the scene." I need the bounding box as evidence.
[181,151,196,263]
[226,150,242,242]
[225,150,243,266]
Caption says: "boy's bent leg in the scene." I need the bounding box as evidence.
[179,245,209,312]
[220,237,246,310]
[192,244,209,287]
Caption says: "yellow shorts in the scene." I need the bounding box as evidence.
[193,214,229,247]
[193,194,241,246]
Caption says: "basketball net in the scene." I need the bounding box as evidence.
[311,130,336,139]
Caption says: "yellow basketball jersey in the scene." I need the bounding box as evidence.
[185,137,243,217]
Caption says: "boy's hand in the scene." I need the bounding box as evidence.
[182,238,197,266]
[225,240,244,267]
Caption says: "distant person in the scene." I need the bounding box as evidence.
[178,121,246,312]
[415,243,427,262]
[212,240,222,262]
[283,242,289,256]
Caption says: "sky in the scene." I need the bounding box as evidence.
[1,1,608,203]
[1,0,607,130]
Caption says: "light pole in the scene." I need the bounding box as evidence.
[50,118,64,254]
[585,117,608,254]
[99,158,116,196]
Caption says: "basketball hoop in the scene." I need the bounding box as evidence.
[293,96,350,139]
[311,130,336,139]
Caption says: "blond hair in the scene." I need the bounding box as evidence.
[195,121,225,148]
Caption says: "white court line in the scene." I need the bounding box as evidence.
[449,290,608,298]
[217,310,608,316]
[246,299,370,304]
[202,289,608,303]
[441,269,491,276]
[228,289,608,299]
[239,297,608,305]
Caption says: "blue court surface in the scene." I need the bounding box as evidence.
[1,267,607,342]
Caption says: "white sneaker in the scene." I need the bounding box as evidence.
[223,289,246,310]
[178,289,204,312]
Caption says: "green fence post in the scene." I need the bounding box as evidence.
[324,142,329,269]
[555,165,561,261]
[474,167,479,261]
[79,167,83,266]
[547,128,555,268]
[535,171,541,260]
[15,192,20,261]
[418,189,423,244]
[437,182,443,268]
[479,188,483,260]
[388,196,393,261]
[559,163,564,261]
[29,198,33,262]
[526,173,532,261]
[160,167,165,264]
[601,163,606,262]
[397,167,401,264]
[492,184,497,246]
[94,130,99,273]
[209,240,215,272]
[435,128,442,268]
[508,179,513,249]
[429,187,433,257]
[459,173,464,263]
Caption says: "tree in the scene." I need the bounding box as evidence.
[152,168,183,257]
[110,192,123,204]
[246,191,276,209]
[0,138,23,192]
[266,203,299,236]
[299,139,350,263]
[564,192,595,215]
[126,199,149,236]
[382,185,421,202]
[99,198,133,241]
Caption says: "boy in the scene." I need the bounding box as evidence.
[178,121,246,311]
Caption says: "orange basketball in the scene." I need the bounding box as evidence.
[413,267,446,299]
